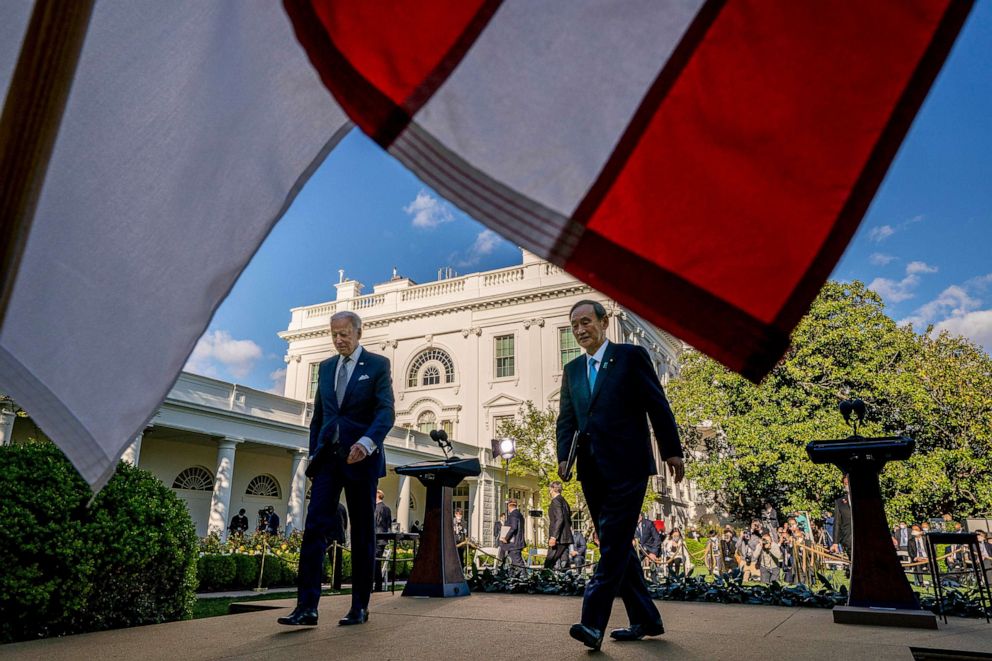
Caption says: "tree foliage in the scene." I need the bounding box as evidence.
[669,281,992,524]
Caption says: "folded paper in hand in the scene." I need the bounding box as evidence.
[563,430,579,481]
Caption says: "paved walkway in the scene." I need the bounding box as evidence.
[3,593,990,660]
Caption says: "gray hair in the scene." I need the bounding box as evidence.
[549,481,563,494]
[331,310,362,333]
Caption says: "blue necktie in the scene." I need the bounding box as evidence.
[588,358,598,392]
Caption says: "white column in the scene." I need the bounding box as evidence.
[0,402,15,446]
[207,438,241,535]
[120,432,143,466]
[285,449,308,535]
[467,478,480,542]
[396,474,412,532]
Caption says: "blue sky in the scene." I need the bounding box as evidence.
[187,3,992,393]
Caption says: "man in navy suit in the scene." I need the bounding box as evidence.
[279,311,395,627]
[557,300,684,650]
[501,499,526,575]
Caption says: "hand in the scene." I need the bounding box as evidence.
[570,550,577,557]
[548,537,556,548]
[558,461,569,481]
[499,538,507,544]
[647,553,658,562]
[829,544,838,553]
[346,443,369,464]
[665,456,685,483]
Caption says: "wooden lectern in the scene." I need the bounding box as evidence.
[394,456,481,598]
[807,435,937,628]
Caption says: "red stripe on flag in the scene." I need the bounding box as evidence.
[569,0,970,379]
[284,0,500,145]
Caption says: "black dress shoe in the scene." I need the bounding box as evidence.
[277,607,318,626]
[338,608,369,625]
[609,621,664,641]
[569,623,604,650]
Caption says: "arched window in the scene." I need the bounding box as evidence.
[245,474,281,498]
[417,410,437,434]
[172,466,214,491]
[407,348,455,388]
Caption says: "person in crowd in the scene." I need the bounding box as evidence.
[823,510,835,548]
[907,524,929,586]
[663,528,692,576]
[687,526,700,541]
[703,530,721,576]
[453,507,468,567]
[755,532,783,583]
[779,528,795,583]
[831,475,853,563]
[410,520,422,534]
[494,512,508,563]
[895,521,910,552]
[501,499,526,574]
[761,503,779,542]
[373,489,392,592]
[570,526,588,570]
[719,529,738,575]
[556,299,684,649]
[736,528,761,581]
[228,508,249,537]
[265,506,280,535]
[635,511,661,566]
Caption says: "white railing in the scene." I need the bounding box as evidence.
[353,294,384,310]
[544,263,565,276]
[400,279,466,301]
[305,302,337,318]
[483,268,524,286]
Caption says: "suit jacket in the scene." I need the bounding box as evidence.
[308,347,395,480]
[908,535,929,560]
[571,530,587,555]
[636,519,661,555]
[374,501,392,535]
[556,342,682,485]
[833,495,853,552]
[505,509,525,551]
[547,495,574,545]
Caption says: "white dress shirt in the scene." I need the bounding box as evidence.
[334,345,376,456]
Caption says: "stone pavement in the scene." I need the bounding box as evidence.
[3,592,990,660]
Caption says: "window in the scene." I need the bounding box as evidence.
[407,349,455,388]
[417,410,437,434]
[493,415,514,436]
[453,484,470,525]
[559,327,581,368]
[441,419,454,437]
[246,474,281,498]
[422,365,440,386]
[308,363,320,400]
[172,466,214,491]
[494,334,515,378]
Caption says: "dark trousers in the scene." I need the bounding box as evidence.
[545,543,569,569]
[508,548,525,575]
[581,475,659,633]
[297,465,377,611]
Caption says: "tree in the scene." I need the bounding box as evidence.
[669,280,992,524]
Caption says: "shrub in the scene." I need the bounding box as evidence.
[198,555,237,591]
[0,442,198,643]
[234,554,259,587]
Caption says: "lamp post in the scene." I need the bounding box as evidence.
[491,437,517,533]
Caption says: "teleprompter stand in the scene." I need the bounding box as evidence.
[394,456,481,598]
[807,431,937,629]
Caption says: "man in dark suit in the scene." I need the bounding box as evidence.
[501,499,526,575]
[373,489,392,592]
[635,512,661,561]
[830,474,853,560]
[545,481,573,569]
[570,527,588,569]
[556,300,684,650]
[279,311,395,627]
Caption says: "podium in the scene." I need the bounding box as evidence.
[394,456,481,598]
[807,435,936,628]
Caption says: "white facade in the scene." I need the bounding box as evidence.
[280,249,700,539]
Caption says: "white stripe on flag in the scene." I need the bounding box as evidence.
[0,1,349,489]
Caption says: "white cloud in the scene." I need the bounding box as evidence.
[869,225,895,242]
[267,367,287,395]
[868,261,940,305]
[905,261,938,275]
[404,189,454,229]
[900,285,981,328]
[455,229,503,267]
[933,310,992,353]
[185,330,262,379]
[869,252,896,266]
[868,275,919,303]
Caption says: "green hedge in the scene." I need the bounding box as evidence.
[196,553,298,591]
[0,442,198,643]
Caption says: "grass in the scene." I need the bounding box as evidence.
[192,588,352,620]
